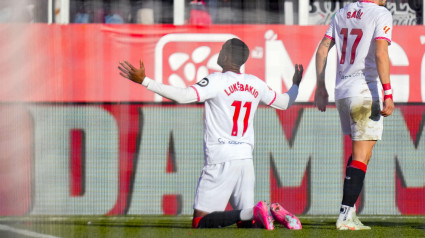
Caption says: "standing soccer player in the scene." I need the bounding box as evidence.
[315,0,394,230]
[119,38,303,230]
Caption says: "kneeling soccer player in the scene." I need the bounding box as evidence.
[119,38,304,230]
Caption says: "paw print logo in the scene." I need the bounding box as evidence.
[167,46,221,88]
[154,33,238,101]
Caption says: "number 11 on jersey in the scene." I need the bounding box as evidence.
[231,101,252,136]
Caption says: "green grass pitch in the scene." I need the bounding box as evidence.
[0,215,424,237]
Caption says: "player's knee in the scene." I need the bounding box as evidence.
[192,216,203,228]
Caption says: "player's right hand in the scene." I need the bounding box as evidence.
[314,85,329,112]
[118,60,146,84]
[381,98,394,117]
[292,64,304,86]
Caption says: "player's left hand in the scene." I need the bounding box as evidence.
[381,98,394,117]
[118,60,146,84]
[292,64,304,86]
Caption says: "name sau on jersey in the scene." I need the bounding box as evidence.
[224,82,259,98]
[347,9,363,19]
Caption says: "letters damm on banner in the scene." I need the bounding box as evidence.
[0,104,424,216]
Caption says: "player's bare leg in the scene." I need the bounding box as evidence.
[337,140,375,230]
[352,140,376,165]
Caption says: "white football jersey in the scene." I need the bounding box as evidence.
[325,0,392,100]
[191,71,276,164]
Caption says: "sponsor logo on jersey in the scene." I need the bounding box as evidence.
[339,71,365,80]
[218,138,245,145]
[197,78,209,87]
[383,26,390,34]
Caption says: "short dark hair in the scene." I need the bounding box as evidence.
[225,38,250,66]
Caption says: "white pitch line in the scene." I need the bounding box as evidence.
[0,224,60,238]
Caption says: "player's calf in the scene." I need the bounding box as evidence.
[193,207,255,229]
[193,210,241,228]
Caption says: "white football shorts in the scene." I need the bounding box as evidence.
[336,97,383,141]
[193,159,255,213]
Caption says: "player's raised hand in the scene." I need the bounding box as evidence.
[292,64,304,86]
[381,98,394,117]
[314,84,329,112]
[119,60,146,84]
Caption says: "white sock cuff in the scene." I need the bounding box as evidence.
[240,207,254,221]
[339,205,354,221]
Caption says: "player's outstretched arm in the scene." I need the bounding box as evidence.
[270,64,304,110]
[118,60,198,104]
[314,37,334,112]
[375,39,394,117]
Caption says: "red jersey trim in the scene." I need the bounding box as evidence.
[268,91,277,106]
[375,37,391,44]
[190,86,200,102]
[359,0,375,3]
[325,34,335,41]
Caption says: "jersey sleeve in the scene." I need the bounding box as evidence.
[325,14,336,41]
[259,82,277,106]
[142,77,198,103]
[373,10,392,45]
[270,85,299,110]
[190,75,218,102]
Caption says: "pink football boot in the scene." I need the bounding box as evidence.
[270,203,302,230]
[253,201,274,230]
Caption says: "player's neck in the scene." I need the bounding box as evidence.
[222,66,241,74]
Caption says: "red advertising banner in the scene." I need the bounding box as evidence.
[0,24,425,102]
[0,25,423,216]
